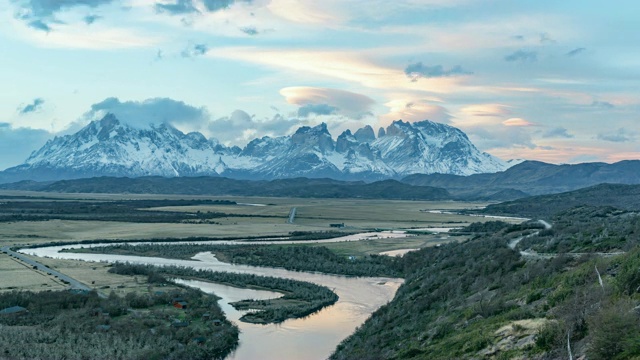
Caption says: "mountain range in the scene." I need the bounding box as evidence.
[0,114,508,183]
[402,159,640,198]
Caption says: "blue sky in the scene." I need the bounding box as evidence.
[1,0,639,169]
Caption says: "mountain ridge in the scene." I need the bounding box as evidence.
[402,159,640,198]
[0,176,453,201]
[0,114,508,183]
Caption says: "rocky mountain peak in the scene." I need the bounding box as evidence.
[354,125,376,143]
[2,114,511,183]
[291,123,334,153]
[336,129,357,153]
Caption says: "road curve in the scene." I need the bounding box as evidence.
[508,219,552,251]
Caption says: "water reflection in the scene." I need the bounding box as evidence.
[22,244,402,360]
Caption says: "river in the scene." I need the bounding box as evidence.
[20,238,404,360]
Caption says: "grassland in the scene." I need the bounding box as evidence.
[0,254,65,292]
[0,191,496,251]
[0,191,499,301]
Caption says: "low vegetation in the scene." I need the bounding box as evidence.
[481,183,640,218]
[0,198,248,223]
[518,206,640,253]
[23,230,352,252]
[75,243,404,277]
[108,263,339,324]
[0,286,238,360]
[331,205,640,359]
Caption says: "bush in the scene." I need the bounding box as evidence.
[587,299,640,360]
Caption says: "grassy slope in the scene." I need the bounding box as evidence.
[331,207,640,359]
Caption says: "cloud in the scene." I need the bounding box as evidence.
[203,0,250,12]
[591,100,614,109]
[539,33,555,44]
[210,48,466,93]
[82,97,210,129]
[502,118,535,127]
[504,50,537,62]
[15,21,163,49]
[266,0,344,24]
[0,125,52,170]
[208,110,302,145]
[459,104,512,118]
[13,0,114,31]
[155,0,197,15]
[83,14,101,25]
[380,98,451,125]
[155,0,250,15]
[27,19,51,32]
[181,43,209,57]
[18,98,45,114]
[466,125,536,150]
[566,47,586,57]
[542,127,574,138]
[240,26,258,35]
[280,87,375,119]
[297,104,338,117]
[597,128,636,143]
[404,62,472,81]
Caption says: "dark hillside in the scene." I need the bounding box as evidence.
[0,176,451,200]
[402,160,640,199]
[331,208,640,359]
[481,183,640,218]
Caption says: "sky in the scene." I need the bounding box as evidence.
[1,0,639,170]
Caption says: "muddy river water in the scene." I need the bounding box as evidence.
[21,233,405,360]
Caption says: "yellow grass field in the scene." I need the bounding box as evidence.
[0,192,520,292]
[0,254,65,292]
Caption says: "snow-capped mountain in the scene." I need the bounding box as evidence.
[0,114,510,183]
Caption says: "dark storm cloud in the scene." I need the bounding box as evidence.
[404,62,472,81]
[18,98,45,114]
[504,50,537,62]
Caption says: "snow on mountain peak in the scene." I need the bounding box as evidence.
[12,114,510,181]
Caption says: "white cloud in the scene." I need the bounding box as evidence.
[280,87,375,119]
[9,17,162,49]
[502,117,535,127]
[380,97,451,126]
[209,47,467,93]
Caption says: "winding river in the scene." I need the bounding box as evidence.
[20,233,406,360]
